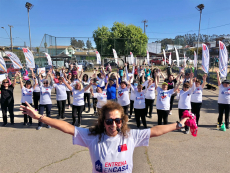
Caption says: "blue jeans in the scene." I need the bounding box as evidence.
[38,104,52,126]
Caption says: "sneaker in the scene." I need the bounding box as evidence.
[23,123,27,126]
[185,130,189,134]
[2,123,7,127]
[94,111,97,116]
[77,123,81,127]
[36,126,42,130]
[128,115,131,119]
[11,122,14,125]
[47,125,51,129]
[28,123,32,126]
[86,110,90,113]
[169,111,172,115]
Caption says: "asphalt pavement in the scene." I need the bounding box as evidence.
[0,76,230,173]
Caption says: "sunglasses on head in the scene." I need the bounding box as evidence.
[3,82,9,83]
[105,118,122,125]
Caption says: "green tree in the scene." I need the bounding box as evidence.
[71,38,85,48]
[93,22,148,57]
[36,47,40,53]
[86,40,92,49]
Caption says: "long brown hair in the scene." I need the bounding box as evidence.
[89,101,129,142]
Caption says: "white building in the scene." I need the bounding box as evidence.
[147,43,161,54]
[165,44,183,51]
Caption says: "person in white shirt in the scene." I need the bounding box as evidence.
[216,70,230,129]
[177,73,195,134]
[82,74,91,113]
[18,72,37,126]
[20,101,189,173]
[65,73,72,109]
[129,79,139,119]
[130,84,147,128]
[191,74,207,126]
[117,78,131,116]
[37,71,54,130]
[125,63,135,84]
[63,80,92,127]
[90,78,100,116]
[53,77,68,119]
[91,86,107,115]
[142,76,156,118]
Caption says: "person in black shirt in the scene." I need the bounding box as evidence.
[1,72,17,126]
[161,70,184,115]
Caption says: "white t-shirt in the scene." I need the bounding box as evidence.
[143,81,156,100]
[131,85,145,109]
[218,84,230,104]
[130,84,138,101]
[73,127,150,173]
[82,79,91,93]
[97,77,105,87]
[178,83,195,109]
[21,86,33,103]
[191,86,203,103]
[40,86,53,105]
[53,83,67,101]
[72,89,85,106]
[156,87,174,110]
[94,90,107,108]
[33,78,44,92]
[117,86,130,106]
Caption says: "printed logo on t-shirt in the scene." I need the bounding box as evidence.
[193,89,201,94]
[23,92,32,96]
[160,91,167,100]
[118,144,127,152]
[104,161,128,172]
[222,89,230,95]
[95,160,102,172]
[118,90,123,97]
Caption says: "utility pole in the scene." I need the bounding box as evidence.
[25,2,34,51]
[142,20,148,33]
[8,25,13,52]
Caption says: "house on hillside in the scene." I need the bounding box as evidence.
[47,46,75,57]
[165,44,183,51]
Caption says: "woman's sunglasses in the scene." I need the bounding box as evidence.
[3,82,9,84]
[105,118,122,125]
[43,82,48,84]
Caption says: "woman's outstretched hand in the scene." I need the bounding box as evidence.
[20,102,40,120]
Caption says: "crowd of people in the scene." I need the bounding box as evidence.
[1,62,229,132]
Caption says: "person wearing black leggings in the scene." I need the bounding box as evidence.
[37,72,54,130]
[191,75,206,126]
[1,76,17,126]
[129,79,139,119]
[82,74,91,113]
[216,70,230,129]
[63,79,92,126]
[65,73,72,109]
[53,77,68,119]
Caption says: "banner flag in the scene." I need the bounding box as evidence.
[194,51,197,68]
[130,52,134,64]
[44,52,52,66]
[147,50,150,65]
[5,51,22,69]
[22,48,35,68]
[219,41,228,78]
[202,44,210,73]
[113,49,118,64]
[0,54,7,72]
[37,67,46,75]
[163,49,166,65]
[175,47,179,67]
[184,53,186,67]
[96,51,101,64]
[169,52,171,65]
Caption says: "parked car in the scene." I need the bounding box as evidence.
[150,58,169,65]
[173,58,193,66]
[104,60,118,68]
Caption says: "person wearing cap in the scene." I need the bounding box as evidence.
[106,73,118,102]
[156,74,182,126]
[177,72,195,134]
[160,69,184,115]
[216,70,230,129]
[117,77,131,116]
[1,72,17,126]
[37,70,54,130]
[18,72,37,125]
[191,74,207,126]
[63,79,92,127]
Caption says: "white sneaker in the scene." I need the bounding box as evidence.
[169,111,172,115]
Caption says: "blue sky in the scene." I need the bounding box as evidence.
[0,0,230,47]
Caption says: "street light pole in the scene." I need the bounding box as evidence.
[25,2,34,51]
[195,4,204,71]
[8,25,13,51]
